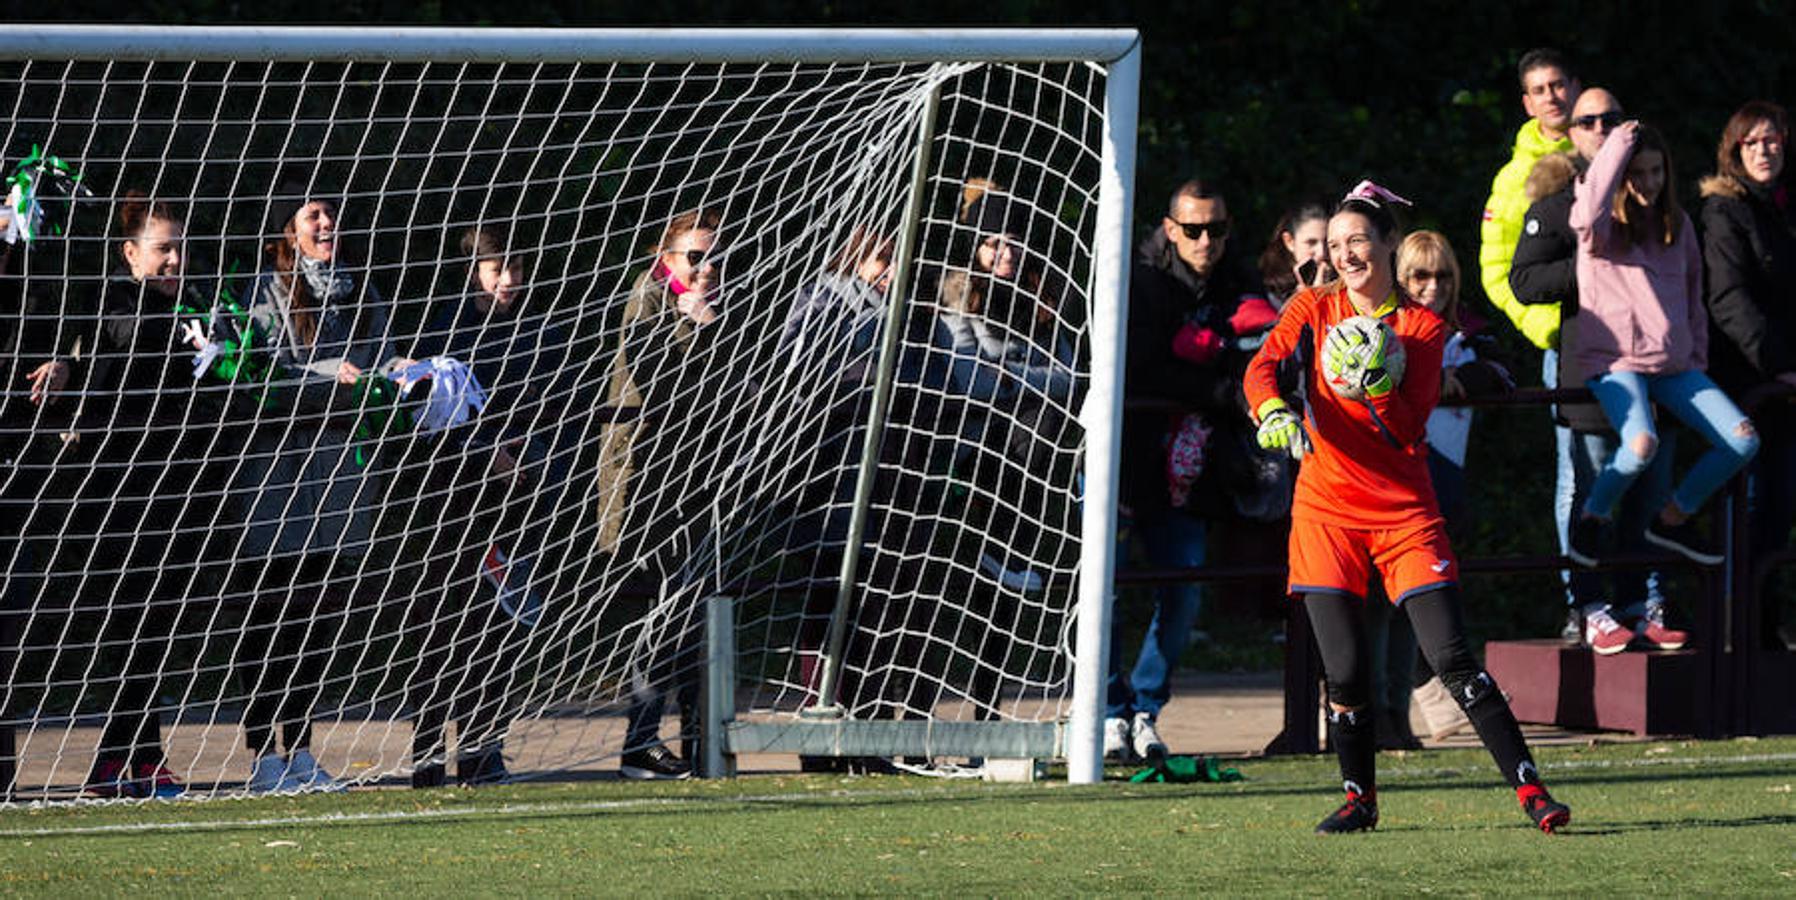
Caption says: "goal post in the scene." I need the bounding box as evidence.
[0,25,1138,799]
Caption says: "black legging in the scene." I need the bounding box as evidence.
[94,586,180,766]
[1304,586,1539,793]
[233,554,345,756]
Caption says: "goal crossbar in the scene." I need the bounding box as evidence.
[0,26,1141,65]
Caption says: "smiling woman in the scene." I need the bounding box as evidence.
[215,181,396,795]
[1244,182,1571,835]
[1700,100,1796,650]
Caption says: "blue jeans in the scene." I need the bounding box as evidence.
[1106,508,1206,721]
[1567,429,1673,611]
[1585,369,1759,519]
[1547,352,1577,607]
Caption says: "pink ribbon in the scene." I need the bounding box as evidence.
[1343,179,1414,208]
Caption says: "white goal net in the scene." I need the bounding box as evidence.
[0,27,1136,801]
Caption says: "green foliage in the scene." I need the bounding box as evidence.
[4,737,1795,893]
[9,1,1796,641]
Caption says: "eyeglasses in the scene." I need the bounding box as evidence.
[683,249,709,269]
[1571,111,1624,131]
[1172,220,1230,241]
[1407,269,1454,283]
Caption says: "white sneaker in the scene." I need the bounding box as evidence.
[1131,711,1167,762]
[1102,716,1133,761]
[285,748,346,793]
[247,752,303,794]
[978,552,1045,593]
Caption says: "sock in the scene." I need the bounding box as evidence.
[1459,675,1539,790]
[1328,708,1376,804]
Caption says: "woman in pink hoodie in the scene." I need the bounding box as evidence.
[1567,121,1759,570]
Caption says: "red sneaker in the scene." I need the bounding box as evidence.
[1584,608,1633,655]
[1634,607,1688,651]
[133,761,187,799]
[85,757,139,799]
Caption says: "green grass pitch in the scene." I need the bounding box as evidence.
[3,737,1794,894]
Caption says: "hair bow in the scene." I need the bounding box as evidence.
[1342,179,1413,209]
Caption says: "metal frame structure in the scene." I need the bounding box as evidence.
[0,26,1143,790]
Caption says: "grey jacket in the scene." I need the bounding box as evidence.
[229,267,392,560]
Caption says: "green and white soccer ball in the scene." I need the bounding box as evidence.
[1321,314,1407,401]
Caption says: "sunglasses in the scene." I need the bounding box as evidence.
[1408,268,1454,282]
[1172,220,1230,241]
[682,248,710,269]
[1571,111,1624,131]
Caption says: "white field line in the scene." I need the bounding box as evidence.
[3,750,1794,839]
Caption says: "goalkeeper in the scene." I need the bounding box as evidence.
[1243,182,1571,835]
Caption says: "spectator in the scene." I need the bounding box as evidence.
[1700,100,1796,650]
[1246,181,1571,835]
[1257,202,1333,310]
[402,225,571,786]
[775,226,910,773]
[71,193,246,798]
[930,183,1081,723]
[1512,87,1681,653]
[1478,48,1583,638]
[222,186,394,793]
[0,151,83,794]
[1109,178,1263,763]
[1565,122,1759,581]
[607,208,728,781]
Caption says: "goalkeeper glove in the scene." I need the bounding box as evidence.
[1255,397,1311,459]
[1323,319,1396,398]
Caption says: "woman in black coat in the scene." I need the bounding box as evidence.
[1701,100,1796,650]
[74,193,242,797]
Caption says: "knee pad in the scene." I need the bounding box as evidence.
[1442,670,1499,712]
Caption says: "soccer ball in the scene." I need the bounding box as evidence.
[1321,315,1407,401]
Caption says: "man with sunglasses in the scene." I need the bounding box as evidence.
[1107,178,1270,764]
[1509,88,1684,654]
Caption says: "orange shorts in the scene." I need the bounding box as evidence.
[1286,517,1457,604]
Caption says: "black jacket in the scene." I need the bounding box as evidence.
[1510,151,1610,433]
[413,290,573,453]
[1699,173,1796,399]
[62,274,246,575]
[1121,229,1261,518]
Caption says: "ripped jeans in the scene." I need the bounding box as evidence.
[1584,369,1759,519]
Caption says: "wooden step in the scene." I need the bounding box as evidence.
[1484,639,1708,737]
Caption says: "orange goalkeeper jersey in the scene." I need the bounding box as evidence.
[1242,285,1447,529]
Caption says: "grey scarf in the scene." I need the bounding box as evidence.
[299,255,356,305]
